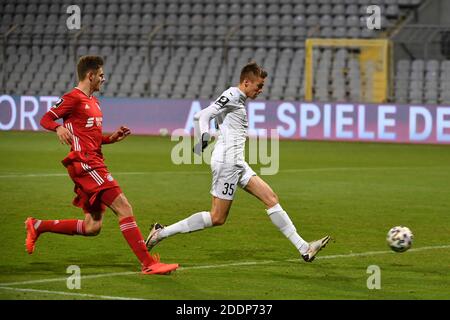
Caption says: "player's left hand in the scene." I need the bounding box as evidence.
[109,126,131,143]
[193,132,210,155]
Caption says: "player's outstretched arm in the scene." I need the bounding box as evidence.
[103,126,131,144]
[192,103,223,154]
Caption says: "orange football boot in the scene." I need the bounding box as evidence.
[141,253,179,275]
[25,217,40,254]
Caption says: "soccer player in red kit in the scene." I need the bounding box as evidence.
[25,55,178,275]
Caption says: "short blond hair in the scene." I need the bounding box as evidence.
[240,61,267,83]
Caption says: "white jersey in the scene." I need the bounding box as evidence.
[194,87,248,164]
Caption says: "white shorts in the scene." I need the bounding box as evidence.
[210,161,257,200]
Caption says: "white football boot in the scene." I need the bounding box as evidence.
[145,223,164,251]
[301,236,331,262]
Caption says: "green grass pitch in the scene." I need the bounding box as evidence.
[0,131,449,300]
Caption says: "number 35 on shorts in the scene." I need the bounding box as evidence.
[222,183,235,196]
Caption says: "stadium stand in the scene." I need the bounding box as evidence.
[2,0,449,104]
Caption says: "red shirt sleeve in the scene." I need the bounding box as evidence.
[40,93,78,131]
[40,112,60,131]
[102,135,112,144]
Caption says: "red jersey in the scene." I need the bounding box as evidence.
[40,87,111,167]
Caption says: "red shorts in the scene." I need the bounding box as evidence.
[66,161,122,214]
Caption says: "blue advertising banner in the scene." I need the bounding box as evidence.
[1,94,449,144]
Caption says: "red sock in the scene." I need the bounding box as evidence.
[119,216,155,267]
[35,219,85,236]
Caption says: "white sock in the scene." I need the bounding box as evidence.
[266,204,309,255]
[159,211,212,239]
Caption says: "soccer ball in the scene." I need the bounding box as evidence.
[159,128,169,137]
[386,226,414,252]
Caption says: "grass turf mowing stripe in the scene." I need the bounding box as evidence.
[0,286,144,300]
[1,166,448,179]
[2,244,449,287]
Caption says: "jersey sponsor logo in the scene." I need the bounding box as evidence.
[52,98,64,108]
[85,117,102,127]
[86,117,94,127]
[215,96,230,108]
[84,104,90,109]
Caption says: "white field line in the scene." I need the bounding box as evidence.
[1,244,448,300]
[1,166,448,179]
[0,272,138,287]
[0,286,143,300]
[1,244,449,288]
[287,244,450,262]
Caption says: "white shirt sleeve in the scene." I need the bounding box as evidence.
[193,103,223,139]
[193,89,236,139]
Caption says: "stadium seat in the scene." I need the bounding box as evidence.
[0,0,427,100]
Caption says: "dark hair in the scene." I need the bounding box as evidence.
[239,61,268,83]
[77,55,104,81]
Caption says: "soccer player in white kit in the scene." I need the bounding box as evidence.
[146,62,330,262]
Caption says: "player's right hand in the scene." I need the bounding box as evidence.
[56,126,73,145]
[193,132,210,155]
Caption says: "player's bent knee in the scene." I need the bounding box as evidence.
[85,223,102,236]
[211,214,227,226]
[121,200,133,214]
[88,228,101,236]
[111,195,134,218]
[212,217,226,226]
